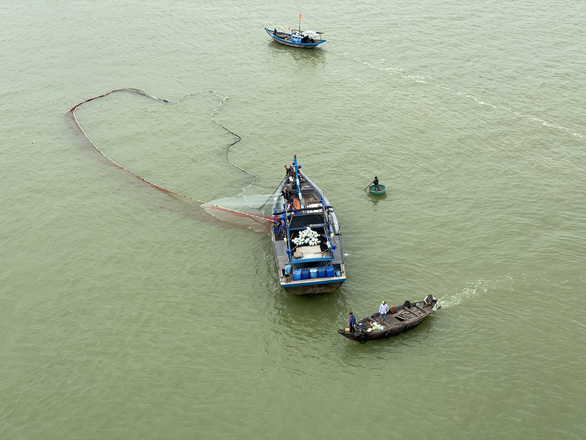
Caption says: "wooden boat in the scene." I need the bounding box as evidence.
[368,184,386,195]
[338,295,439,343]
[265,27,326,48]
[271,156,346,295]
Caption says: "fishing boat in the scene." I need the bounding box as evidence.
[338,295,439,343]
[368,184,386,195]
[271,156,345,295]
[265,27,326,48]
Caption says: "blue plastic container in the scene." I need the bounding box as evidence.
[325,266,335,277]
[317,267,326,278]
[301,268,310,279]
[310,268,318,279]
[292,269,302,281]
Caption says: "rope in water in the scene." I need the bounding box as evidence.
[69,88,277,223]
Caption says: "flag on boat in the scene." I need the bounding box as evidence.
[299,13,304,19]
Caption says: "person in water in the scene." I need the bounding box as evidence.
[348,312,357,333]
[372,176,380,191]
[378,300,390,323]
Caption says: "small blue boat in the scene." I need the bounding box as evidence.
[265,27,326,48]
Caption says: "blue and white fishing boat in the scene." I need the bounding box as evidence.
[271,156,346,295]
[265,27,326,48]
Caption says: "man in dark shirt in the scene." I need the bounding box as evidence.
[348,312,357,333]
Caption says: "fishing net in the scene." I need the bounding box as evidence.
[69,88,279,232]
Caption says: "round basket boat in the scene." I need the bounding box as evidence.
[369,184,386,195]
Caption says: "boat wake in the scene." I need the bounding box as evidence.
[439,278,501,308]
[438,274,570,309]
[332,52,583,139]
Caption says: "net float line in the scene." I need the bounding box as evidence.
[208,93,274,210]
[69,88,278,223]
[206,94,279,211]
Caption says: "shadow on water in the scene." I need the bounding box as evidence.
[266,41,327,68]
[264,278,355,343]
[367,191,387,206]
[338,312,441,365]
[256,260,443,368]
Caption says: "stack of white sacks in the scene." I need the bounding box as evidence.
[292,227,319,246]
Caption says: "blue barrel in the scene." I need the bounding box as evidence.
[325,266,335,277]
[292,269,302,281]
[301,268,310,279]
[310,268,318,279]
[317,267,326,278]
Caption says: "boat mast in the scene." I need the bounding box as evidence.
[292,155,304,209]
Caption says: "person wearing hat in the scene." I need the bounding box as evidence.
[378,300,390,323]
[348,312,357,333]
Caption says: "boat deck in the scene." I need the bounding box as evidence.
[359,307,428,331]
[301,192,320,205]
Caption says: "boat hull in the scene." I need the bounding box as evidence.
[265,28,326,48]
[369,184,386,195]
[284,279,345,296]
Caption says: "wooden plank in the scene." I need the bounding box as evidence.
[403,307,419,317]
[413,304,427,313]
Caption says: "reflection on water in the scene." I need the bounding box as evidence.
[266,41,327,68]
[367,191,387,206]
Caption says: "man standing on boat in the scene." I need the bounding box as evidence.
[372,176,380,191]
[378,301,389,323]
[348,312,357,333]
[282,186,292,203]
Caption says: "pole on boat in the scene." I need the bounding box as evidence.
[363,183,372,191]
[298,13,303,31]
[292,155,304,209]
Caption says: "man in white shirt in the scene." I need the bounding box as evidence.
[379,301,390,323]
